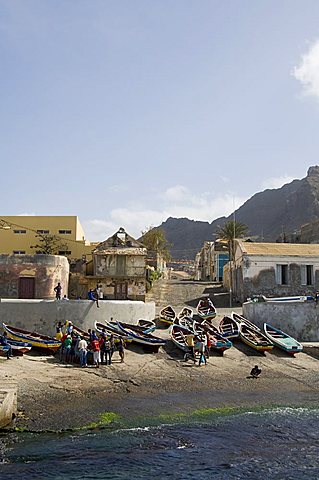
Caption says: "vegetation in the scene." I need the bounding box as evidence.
[141,226,172,261]
[217,220,248,260]
[31,234,69,255]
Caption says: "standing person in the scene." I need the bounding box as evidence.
[117,337,125,363]
[54,282,62,300]
[55,321,63,341]
[96,284,103,304]
[90,337,100,368]
[78,336,88,368]
[186,333,195,361]
[197,336,207,367]
[109,334,115,360]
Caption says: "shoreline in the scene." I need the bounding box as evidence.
[1,337,319,433]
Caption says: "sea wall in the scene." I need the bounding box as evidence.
[0,299,156,336]
[242,301,319,341]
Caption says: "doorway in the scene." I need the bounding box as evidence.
[19,277,35,299]
[114,282,128,300]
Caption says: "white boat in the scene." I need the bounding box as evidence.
[196,298,217,320]
[159,305,176,325]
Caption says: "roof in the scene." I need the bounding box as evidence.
[93,227,146,255]
[237,240,319,256]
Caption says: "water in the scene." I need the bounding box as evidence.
[1,407,319,479]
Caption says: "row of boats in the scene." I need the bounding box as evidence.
[159,298,217,325]
[0,318,166,356]
[170,310,303,356]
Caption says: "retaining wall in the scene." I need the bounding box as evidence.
[243,301,319,341]
[0,299,156,336]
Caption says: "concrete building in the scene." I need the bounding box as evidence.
[0,254,69,299]
[230,240,319,302]
[194,241,229,281]
[0,216,96,260]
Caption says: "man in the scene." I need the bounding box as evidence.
[54,282,62,300]
[78,336,88,368]
[250,365,262,378]
[197,336,207,366]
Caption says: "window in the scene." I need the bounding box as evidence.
[13,230,26,234]
[58,230,72,234]
[13,250,25,255]
[58,251,71,255]
[276,264,288,285]
[301,265,314,286]
[116,255,126,275]
[37,229,50,234]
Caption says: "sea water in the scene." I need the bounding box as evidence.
[0,407,319,479]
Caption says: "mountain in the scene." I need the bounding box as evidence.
[159,166,319,260]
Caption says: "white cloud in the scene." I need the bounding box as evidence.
[83,186,248,241]
[17,212,36,216]
[162,185,189,202]
[261,175,294,190]
[293,39,319,99]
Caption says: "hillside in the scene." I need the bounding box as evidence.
[159,166,319,260]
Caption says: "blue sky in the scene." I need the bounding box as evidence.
[2,0,319,240]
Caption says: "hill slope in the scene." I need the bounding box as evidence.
[159,166,319,259]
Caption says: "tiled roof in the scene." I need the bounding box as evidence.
[237,241,319,256]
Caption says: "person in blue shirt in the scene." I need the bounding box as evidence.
[0,332,12,359]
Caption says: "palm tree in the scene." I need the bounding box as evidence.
[217,220,248,307]
[217,220,248,261]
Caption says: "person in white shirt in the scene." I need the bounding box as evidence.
[78,337,88,367]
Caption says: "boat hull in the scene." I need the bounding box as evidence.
[3,324,61,352]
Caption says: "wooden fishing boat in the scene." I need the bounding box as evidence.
[196,298,217,320]
[94,322,131,343]
[177,315,196,331]
[159,305,176,325]
[7,339,32,355]
[263,323,303,355]
[260,295,314,303]
[231,312,260,331]
[239,323,273,352]
[177,307,193,320]
[219,315,239,339]
[137,319,156,333]
[169,324,193,353]
[116,322,166,351]
[2,323,61,352]
[199,323,232,353]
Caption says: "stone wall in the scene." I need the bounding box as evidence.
[0,255,69,300]
[0,299,155,336]
[243,301,319,341]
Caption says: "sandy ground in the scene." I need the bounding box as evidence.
[1,277,319,432]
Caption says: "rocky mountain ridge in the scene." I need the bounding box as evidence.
[159,166,319,260]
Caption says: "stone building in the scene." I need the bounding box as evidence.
[229,240,319,302]
[69,228,147,301]
[0,254,69,299]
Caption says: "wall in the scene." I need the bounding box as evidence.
[243,301,319,341]
[0,299,156,336]
[68,275,146,301]
[234,254,319,302]
[94,254,146,277]
[0,255,69,299]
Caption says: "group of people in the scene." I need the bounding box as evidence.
[53,283,104,306]
[56,321,125,368]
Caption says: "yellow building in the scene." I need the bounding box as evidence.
[0,216,96,260]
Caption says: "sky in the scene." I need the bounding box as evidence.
[2,0,319,241]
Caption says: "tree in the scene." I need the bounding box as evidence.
[141,226,172,261]
[217,220,248,261]
[31,234,69,255]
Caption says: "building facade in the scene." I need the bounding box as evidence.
[230,240,319,302]
[194,241,229,281]
[0,216,95,260]
[69,228,147,301]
